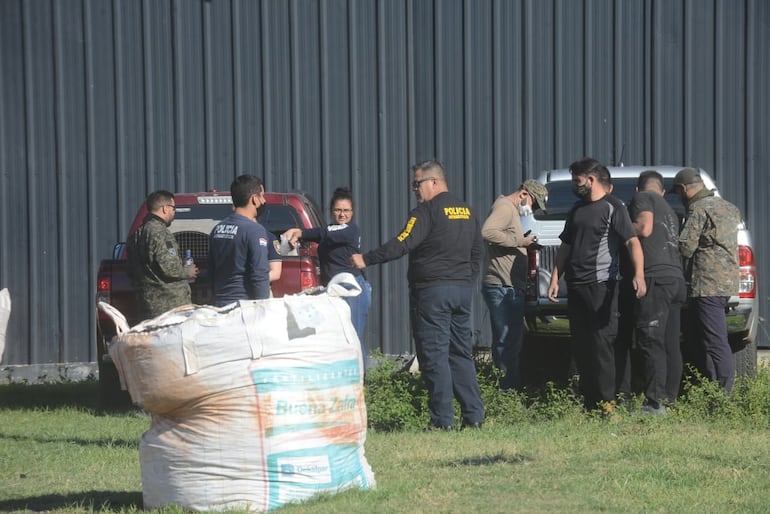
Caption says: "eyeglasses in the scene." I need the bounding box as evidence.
[411,177,435,189]
[332,208,352,214]
[164,204,176,211]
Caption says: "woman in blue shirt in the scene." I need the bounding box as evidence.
[283,187,372,368]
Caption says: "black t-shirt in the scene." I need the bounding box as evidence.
[628,191,683,279]
[560,194,636,285]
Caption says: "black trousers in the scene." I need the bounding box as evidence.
[683,296,735,393]
[634,276,687,406]
[568,280,619,410]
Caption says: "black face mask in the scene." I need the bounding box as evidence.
[573,183,591,199]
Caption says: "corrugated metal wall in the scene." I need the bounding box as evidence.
[1,0,768,366]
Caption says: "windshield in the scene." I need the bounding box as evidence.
[171,203,305,235]
[535,178,685,221]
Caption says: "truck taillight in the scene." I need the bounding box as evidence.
[738,245,756,299]
[300,268,319,291]
[96,275,111,306]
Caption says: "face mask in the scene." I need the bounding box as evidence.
[518,201,533,218]
[573,182,591,199]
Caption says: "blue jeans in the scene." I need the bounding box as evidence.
[410,284,484,428]
[481,283,526,390]
[343,274,372,370]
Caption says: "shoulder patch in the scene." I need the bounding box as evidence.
[259,237,268,247]
[272,239,282,255]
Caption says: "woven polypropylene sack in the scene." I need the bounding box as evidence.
[102,292,375,512]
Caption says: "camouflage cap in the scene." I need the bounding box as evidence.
[673,167,701,187]
[522,179,548,212]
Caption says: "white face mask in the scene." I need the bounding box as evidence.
[518,201,533,218]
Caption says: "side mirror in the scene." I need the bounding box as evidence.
[113,243,126,260]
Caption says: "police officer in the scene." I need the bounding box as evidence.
[126,190,199,319]
[674,167,740,393]
[351,160,484,430]
[208,175,271,306]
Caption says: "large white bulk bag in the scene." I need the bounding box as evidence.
[99,275,375,512]
[0,288,9,363]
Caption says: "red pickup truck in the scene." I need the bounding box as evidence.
[95,191,325,408]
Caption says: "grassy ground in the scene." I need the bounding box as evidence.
[2,374,770,513]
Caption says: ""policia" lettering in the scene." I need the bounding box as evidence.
[444,206,470,219]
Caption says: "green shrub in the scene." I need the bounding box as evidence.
[364,353,429,431]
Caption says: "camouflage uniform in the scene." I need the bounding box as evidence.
[678,187,740,392]
[126,213,191,319]
[678,189,740,297]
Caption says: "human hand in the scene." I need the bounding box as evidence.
[186,264,199,279]
[350,254,366,269]
[281,228,303,248]
[633,275,647,298]
[547,280,560,302]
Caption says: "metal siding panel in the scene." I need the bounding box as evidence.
[142,0,176,190]
[0,0,31,364]
[321,0,351,193]
[464,0,493,194]
[54,0,92,362]
[434,0,464,170]
[554,0,585,164]
[173,2,206,188]
[713,0,747,203]
[261,0,292,188]
[684,0,716,170]
[23,0,60,364]
[613,0,647,166]
[412,0,436,158]
[232,0,265,183]
[3,0,770,368]
[583,0,615,163]
[290,0,322,193]
[375,0,410,356]
[202,0,235,186]
[747,0,770,348]
[349,0,381,352]
[113,1,148,226]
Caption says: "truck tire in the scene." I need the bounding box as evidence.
[732,338,757,378]
[98,360,133,411]
[96,324,133,411]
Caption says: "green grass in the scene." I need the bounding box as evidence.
[3,367,770,513]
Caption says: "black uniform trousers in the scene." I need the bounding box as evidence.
[567,280,619,410]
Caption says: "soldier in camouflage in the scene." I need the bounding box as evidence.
[126,190,199,319]
[674,168,740,393]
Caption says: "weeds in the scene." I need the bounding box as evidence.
[365,354,770,431]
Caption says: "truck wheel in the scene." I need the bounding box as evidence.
[98,360,133,411]
[732,338,757,378]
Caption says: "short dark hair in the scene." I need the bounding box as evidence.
[146,190,174,212]
[569,157,611,188]
[637,170,664,192]
[230,175,264,207]
[330,186,354,210]
[411,159,445,179]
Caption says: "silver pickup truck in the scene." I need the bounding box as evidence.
[523,166,758,380]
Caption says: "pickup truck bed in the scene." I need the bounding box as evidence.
[95,191,325,408]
